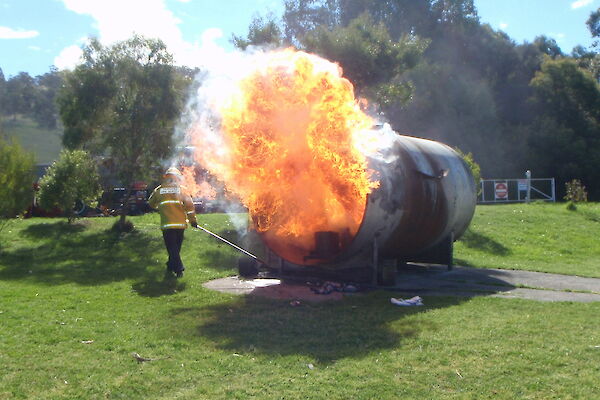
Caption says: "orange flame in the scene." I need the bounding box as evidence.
[189,49,378,264]
[180,166,217,200]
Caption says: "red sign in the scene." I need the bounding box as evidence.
[495,182,508,199]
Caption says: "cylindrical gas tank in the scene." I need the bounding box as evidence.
[257,130,477,268]
[344,133,477,263]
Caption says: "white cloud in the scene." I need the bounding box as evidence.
[571,0,594,9]
[0,26,39,39]
[499,22,508,30]
[54,44,84,71]
[57,0,225,70]
[28,45,41,51]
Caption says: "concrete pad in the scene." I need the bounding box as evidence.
[395,265,600,302]
[492,288,600,302]
[203,265,600,303]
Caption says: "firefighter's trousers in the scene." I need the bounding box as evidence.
[162,229,185,273]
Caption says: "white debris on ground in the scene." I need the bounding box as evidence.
[390,296,423,306]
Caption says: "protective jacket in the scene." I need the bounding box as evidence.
[148,182,197,230]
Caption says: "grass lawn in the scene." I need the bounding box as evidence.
[2,116,63,164]
[455,202,600,277]
[1,206,599,399]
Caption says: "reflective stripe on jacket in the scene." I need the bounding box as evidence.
[148,184,197,230]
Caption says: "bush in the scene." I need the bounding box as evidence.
[455,147,481,193]
[564,179,588,203]
[38,149,102,223]
[0,137,35,224]
[566,201,577,211]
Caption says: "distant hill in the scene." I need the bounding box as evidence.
[1,116,63,164]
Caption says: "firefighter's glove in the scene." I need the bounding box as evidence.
[191,222,198,228]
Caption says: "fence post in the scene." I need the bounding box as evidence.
[526,170,531,203]
[480,180,485,202]
[551,178,556,202]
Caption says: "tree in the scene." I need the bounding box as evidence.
[587,7,600,48]
[32,68,63,129]
[283,0,340,46]
[283,0,478,44]
[38,149,101,223]
[0,137,35,231]
[231,14,285,50]
[528,58,600,198]
[0,68,6,116]
[302,13,427,107]
[58,35,185,228]
[572,45,600,82]
[4,72,36,120]
[533,35,563,58]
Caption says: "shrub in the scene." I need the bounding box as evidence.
[564,179,588,203]
[454,147,481,193]
[0,137,35,226]
[564,179,588,211]
[38,149,102,223]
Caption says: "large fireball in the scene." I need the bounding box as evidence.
[188,49,378,264]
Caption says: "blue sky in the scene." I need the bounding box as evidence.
[0,0,597,79]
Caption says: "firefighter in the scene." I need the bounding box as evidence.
[148,167,197,278]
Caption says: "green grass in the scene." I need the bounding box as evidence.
[2,116,63,164]
[1,209,600,399]
[455,202,600,277]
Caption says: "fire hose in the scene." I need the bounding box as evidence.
[193,225,268,272]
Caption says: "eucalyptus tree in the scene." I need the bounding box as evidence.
[58,35,185,229]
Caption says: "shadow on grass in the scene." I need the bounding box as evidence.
[0,220,163,286]
[170,294,466,364]
[20,220,88,240]
[458,229,511,255]
[197,249,239,270]
[131,275,187,297]
[188,227,249,272]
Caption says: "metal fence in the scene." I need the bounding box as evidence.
[478,178,555,204]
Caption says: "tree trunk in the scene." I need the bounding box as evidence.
[118,186,133,231]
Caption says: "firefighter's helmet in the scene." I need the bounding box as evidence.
[164,167,183,177]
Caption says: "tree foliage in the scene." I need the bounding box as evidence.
[0,68,6,115]
[455,147,481,192]
[527,57,600,197]
[32,68,63,129]
[564,179,588,203]
[587,7,600,47]
[0,137,34,222]
[232,14,285,50]
[38,149,101,223]
[0,68,63,129]
[303,13,428,106]
[4,72,36,120]
[57,35,186,226]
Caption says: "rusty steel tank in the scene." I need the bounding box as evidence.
[247,127,477,283]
